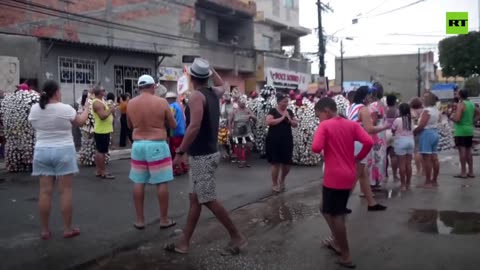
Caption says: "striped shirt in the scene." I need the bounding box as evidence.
[347,103,365,123]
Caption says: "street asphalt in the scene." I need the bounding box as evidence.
[0,156,321,270]
[85,152,480,270]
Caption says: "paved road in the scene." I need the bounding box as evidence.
[0,156,321,270]
[86,154,480,270]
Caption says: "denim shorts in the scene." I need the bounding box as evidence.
[418,128,439,154]
[32,146,79,176]
[394,137,415,156]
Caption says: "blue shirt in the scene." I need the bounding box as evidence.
[170,102,185,137]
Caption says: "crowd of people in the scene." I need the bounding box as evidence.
[0,57,479,267]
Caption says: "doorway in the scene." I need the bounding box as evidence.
[114,66,151,97]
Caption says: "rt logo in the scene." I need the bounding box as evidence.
[446,12,468,34]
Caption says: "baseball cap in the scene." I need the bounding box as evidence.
[165,92,177,99]
[138,75,155,87]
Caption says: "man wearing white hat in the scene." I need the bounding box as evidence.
[127,74,178,230]
[166,58,247,255]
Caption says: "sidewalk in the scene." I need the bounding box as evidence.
[89,154,480,270]
[0,157,321,270]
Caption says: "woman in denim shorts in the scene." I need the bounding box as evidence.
[28,80,90,240]
[414,92,440,188]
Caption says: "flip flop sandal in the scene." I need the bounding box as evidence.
[322,239,341,255]
[467,174,476,178]
[454,175,468,179]
[160,220,176,229]
[41,231,52,240]
[336,261,356,269]
[133,223,145,230]
[221,241,248,256]
[164,243,188,254]
[64,228,81,239]
[99,174,115,179]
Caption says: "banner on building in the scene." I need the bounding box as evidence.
[343,81,372,93]
[266,68,309,91]
[158,67,183,81]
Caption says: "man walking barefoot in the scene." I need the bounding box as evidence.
[312,97,374,268]
[165,58,247,255]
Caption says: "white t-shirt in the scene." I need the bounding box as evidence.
[28,103,77,147]
[423,106,440,129]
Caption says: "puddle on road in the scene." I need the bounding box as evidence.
[254,199,320,227]
[409,209,480,235]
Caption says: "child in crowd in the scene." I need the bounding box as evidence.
[392,103,415,191]
[312,97,374,269]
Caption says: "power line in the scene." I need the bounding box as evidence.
[366,0,428,18]
[363,0,390,16]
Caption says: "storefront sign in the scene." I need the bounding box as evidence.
[158,67,183,81]
[343,81,372,93]
[266,68,309,91]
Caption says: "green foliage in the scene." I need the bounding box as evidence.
[438,31,480,78]
[463,76,480,97]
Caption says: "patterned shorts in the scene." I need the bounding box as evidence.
[189,152,220,204]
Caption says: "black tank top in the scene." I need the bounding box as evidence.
[185,87,220,156]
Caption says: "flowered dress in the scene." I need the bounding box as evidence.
[77,96,110,166]
[0,90,39,172]
[289,98,321,166]
[369,101,387,185]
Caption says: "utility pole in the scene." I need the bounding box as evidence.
[340,40,344,90]
[417,48,422,97]
[317,0,325,77]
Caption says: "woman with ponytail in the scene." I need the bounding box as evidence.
[28,80,90,240]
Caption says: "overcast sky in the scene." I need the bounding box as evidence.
[299,0,480,79]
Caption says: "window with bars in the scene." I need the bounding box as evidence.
[58,57,97,85]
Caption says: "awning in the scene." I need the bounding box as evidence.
[40,37,175,57]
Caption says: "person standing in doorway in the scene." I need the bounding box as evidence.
[451,89,480,178]
[127,75,177,230]
[119,93,133,147]
[166,92,187,176]
[166,58,246,255]
[92,86,115,179]
[266,93,298,193]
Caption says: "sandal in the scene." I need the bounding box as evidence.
[63,228,81,239]
[160,220,176,229]
[221,240,248,256]
[322,238,341,255]
[272,186,280,193]
[454,175,468,179]
[41,231,51,240]
[164,242,188,254]
[133,223,145,230]
[336,260,356,269]
[467,174,475,178]
[97,174,115,179]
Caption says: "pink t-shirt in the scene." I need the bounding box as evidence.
[312,117,374,190]
[392,117,414,137]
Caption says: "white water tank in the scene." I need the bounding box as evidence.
[0,56,20,93]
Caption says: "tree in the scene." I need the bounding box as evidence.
[438,31,480,78]
[463,76,480,97]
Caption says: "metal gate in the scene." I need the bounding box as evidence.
[58,56,98,105]
[114,66,151,98]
